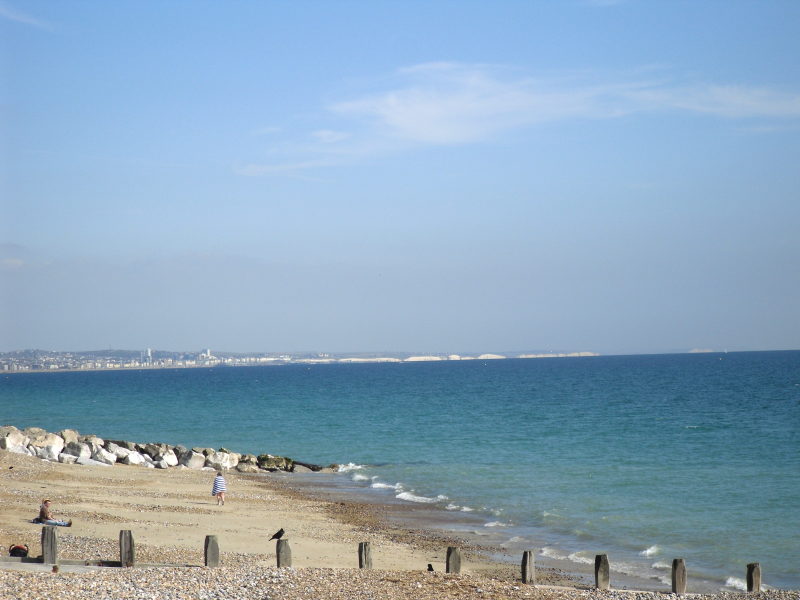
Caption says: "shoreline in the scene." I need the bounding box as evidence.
[2,423,794,593]
[1,451,797,599]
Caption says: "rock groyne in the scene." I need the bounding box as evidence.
[0,424,337,474]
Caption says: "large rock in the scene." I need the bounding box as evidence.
[58,453,78,464]
[23,427,47,438]
[106,439,137,451]
[257,454,292,471]
[112,446,132,460]
[179,451,206,469]
[80,434,105,446]
[236,462,260,473]
[28,433,65,461]
[142,443,177,465]
[192,447,215,457]
[0,425,19,434]
[121,451,147,466]
[91,445,117,465]
[292,464,313,473]
[58,429,81,445]
[163,449,179,467]
[0,428,31,453]
[62,441,91,459]
[205,450,239,471]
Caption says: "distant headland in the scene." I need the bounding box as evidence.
[0,348,600,373]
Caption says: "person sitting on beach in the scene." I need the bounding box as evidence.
[38,499,72,527]
[212,472,227,505]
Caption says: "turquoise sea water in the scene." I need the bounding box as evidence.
[2,351,798,590]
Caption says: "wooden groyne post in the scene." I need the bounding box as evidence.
[747,563,761,593]
[358,542,372,569]
[276,539,292,568]
[672,558,687,595]
[595,554,610,590]
[41,526,58,565]
[119,530,135,567]
[446,546,462,574]
[521,550,535,584]
[204,535,220,567]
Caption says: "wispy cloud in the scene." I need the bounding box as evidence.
[239,62,800,176]
[0,1,51,29]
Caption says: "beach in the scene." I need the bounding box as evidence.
[1,450,797,600]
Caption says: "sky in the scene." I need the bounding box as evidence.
[1,0,799,355]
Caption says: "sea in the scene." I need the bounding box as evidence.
[2,350,798,591]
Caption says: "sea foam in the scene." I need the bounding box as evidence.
[724,577,747,591]
[639,545,660,557]
[540,547,566,560]
[396,491,447,504]
[337,463,364,472]
[371,481,400,490]
[567,552,594,565]
[483,521,510,528]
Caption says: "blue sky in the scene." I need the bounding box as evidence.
[2,1,799,354]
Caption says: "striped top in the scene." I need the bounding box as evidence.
[212,475,227,495]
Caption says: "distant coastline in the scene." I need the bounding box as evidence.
[0,349,600,374]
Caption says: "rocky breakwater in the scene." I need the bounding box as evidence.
[0,425,337,474]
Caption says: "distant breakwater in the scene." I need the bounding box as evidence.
[0,424,337,474]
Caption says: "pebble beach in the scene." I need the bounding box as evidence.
[1,449,797,600]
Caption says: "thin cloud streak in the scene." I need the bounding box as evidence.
[240,62,800,176]
[0,1,51,29]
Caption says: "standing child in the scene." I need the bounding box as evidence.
[211,472,227,505]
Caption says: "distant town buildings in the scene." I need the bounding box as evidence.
[0,349,599,373]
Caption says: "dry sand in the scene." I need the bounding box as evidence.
[1,450,796,600]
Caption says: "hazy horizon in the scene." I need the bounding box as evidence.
[3,2,799,356]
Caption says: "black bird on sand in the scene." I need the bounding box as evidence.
[427,564,434,572]
[269,528,285,541]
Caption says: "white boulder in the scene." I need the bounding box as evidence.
[62,441,91,459]
[179,451,206,469]
[58,429,81,445]
[91,445,117,465]
[0,429,31,454]
[28,433,65,461]
[206,451,239,471]
[121,451,147,466]
[161,449,179,467]
[58,453,78,464]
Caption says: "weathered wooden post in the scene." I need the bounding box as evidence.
[204,535,220,567]
[595,554,610,590]
[521,550,535,584]
[446,546,462,574]
[747,563,761,593]
[119,530,136,567]
[41,526,58,565]
[672,558,687,595]
[276,538,292,567]
[358,542,373,569]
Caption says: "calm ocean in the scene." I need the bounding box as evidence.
[2,351,798,590]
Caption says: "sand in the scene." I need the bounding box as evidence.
[1,450,797,600]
